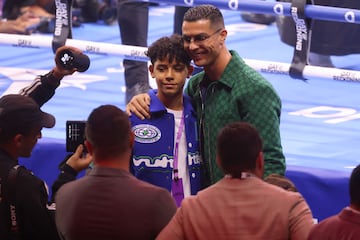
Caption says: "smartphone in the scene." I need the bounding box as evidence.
[66,120,87,153]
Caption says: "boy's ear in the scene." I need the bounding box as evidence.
[187,65,194,78]
[149,65,155,78]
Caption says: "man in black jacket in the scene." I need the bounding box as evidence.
[0,46,92,240]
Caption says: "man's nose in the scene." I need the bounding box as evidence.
[187,40,199,51]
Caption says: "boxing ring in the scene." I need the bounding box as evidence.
[0,0,359,222]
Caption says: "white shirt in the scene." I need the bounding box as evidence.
[167,108,191,198]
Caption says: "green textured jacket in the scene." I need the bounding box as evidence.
[185,50,286,185]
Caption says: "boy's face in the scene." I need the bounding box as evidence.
[149,58,193,99]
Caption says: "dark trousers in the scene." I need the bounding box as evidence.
[117,0,150,103]
[276,0,360,56]
[173,6,189,35]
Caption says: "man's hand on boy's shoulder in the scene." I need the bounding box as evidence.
[126,93,151,120]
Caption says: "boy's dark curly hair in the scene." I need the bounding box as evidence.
[146,34,192,66]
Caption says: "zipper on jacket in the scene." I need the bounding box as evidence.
[199,84,215,183]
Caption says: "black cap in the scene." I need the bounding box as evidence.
[0,95,55,132]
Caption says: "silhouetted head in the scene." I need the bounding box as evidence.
[216,122,263,178]
[85,105,132,161]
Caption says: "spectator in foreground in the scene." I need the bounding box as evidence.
[308,164,360,239]
[55,105,177,240]
[157,122,313,240]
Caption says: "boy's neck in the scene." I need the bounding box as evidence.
[158,93,183,111]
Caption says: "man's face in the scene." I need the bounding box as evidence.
[18,126,42,157]
[182,19,224,68]
[150,58,192,101]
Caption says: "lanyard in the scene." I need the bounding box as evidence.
[173,112,184,180]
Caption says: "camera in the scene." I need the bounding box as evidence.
[57,49,90,72]
[66,120,87,153]
[73,0,117,25]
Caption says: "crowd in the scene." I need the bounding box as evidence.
[0,0,116,34]
[0,3,359,240]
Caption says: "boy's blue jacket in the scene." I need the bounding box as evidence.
[130,90,202,195]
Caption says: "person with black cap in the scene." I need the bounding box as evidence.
[0,46,92,240]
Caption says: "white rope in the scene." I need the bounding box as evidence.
[0,33,359,82]
[246,59,360,82]
[0,33,148,62]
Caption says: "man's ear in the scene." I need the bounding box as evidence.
[13,134,23,148]
[187,65,194,78]
[216,155,226,175]
[85,140,93,155]
[129,131,135,149]
[255,151,265,178]
[219,28,228,42]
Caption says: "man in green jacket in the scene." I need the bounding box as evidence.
[127,4,285,187]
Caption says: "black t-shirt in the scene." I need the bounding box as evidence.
[0,149,61,240]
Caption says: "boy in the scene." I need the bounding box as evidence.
[130,34,201,206]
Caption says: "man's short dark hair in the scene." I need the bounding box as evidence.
[183,4,224,28]
[146,34,192,66]
[217,122,263,178]
[85,105,130,159]
[349,164,360,207]
[265,174,298,192]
